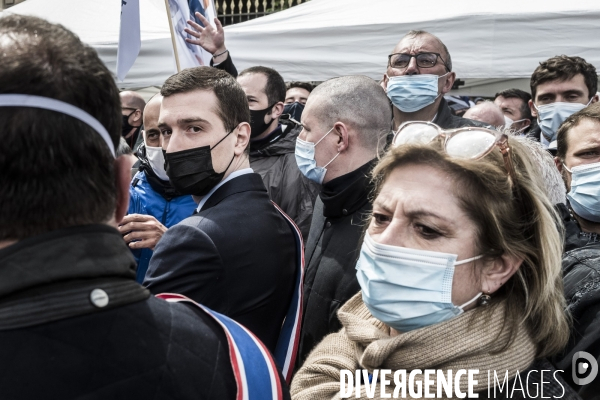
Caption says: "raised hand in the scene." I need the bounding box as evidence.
[184,12,226,56]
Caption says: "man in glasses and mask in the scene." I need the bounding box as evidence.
[382,30,486,130]
[119,90,146,151]
[528,55,598,151]
[237,66,319,241]
[118,95,197,283]
[143,67,298,354]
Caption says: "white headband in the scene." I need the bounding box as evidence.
[0,94,116,158]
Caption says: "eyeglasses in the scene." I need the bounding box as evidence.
[388,52,450,72]
[392,121,515,181]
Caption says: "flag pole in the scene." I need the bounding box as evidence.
[163,0,181,73]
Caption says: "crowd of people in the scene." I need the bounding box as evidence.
[1,11,600,400]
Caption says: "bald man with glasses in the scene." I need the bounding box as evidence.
[382,30,487,130]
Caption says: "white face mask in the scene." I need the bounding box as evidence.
[145,145,169,181]
[503,115,529,133]
[534,99,592,142]
[356,232,483,332]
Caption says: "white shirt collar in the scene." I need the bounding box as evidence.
[196,168,254,212]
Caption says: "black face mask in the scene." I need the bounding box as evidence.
[122,110,136,137]
[249,103,276,138]
[164,129,235,196]
[283,101,305,123]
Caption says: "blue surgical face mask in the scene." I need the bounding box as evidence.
[386,73,449,113]
[356,232,483,332]
[564,162,600,223]
[534,100,591,142]
[295,126,340,184]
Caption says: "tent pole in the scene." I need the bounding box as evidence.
[163,0,181,73]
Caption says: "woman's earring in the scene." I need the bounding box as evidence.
[478,292,491,306]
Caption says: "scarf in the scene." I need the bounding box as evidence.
[291,292,536,400]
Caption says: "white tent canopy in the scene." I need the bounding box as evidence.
[4,0,175,89]
[225,0,600,96]
[4,0,600,96]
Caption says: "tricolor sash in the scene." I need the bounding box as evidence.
[270,201,305,384]
[157,293,285,400]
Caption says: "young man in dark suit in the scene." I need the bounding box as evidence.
[144,67,298,353]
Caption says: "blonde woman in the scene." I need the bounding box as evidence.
[291,122,573,399]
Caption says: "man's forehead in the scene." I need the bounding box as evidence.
[495,96,523,108]
[238,73,267,92]
[394,34,443,54]
[567,118,600,153]
[536,74,588,96]
[159,90,219,121]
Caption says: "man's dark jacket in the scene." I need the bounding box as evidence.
[250,121,320,241]
[212,52,238,77]
[432,97,490,129]
[297,160,375,367]
[0,224,239,399]
[554,240,600,399]
[144,173,297,353]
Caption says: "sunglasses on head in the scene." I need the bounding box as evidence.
[392,121,515,181]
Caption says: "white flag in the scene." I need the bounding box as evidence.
[167,0,217,70]
[117,0,141,82]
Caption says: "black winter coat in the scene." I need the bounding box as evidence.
[296,160,375,367]
[250,122,320,241]
[0,225,240,400]
[554,241,600,399]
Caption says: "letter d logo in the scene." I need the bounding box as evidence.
[572,351,598,385]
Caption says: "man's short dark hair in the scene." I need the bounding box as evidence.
[530,55,598,100]
[161,66,250,133]
[0,15,121,241]
[494,88,532,120]
[556,102,600,160]
[239,66,286,105]
[287,81,314,93]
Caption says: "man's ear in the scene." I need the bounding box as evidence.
[333,122,350,153]
[481,253,522,295]
[441,72,456,94]
[554,156,563,173]
[382,74,389,92]
[133,109,143,123]
[529,99,537,118]
[234,122,251,156]
[114,155,132,224]
[270,102,284,120]
[592,93,599,104]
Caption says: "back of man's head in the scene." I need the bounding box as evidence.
[309,75,392,152]
[0,15,121,241]
[463,101,505,127]
[238,66,286,105]
[120,91,146,112]
[556,102,600,160]
[530,55,597,100]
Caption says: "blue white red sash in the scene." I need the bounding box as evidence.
[156,293,284,400]
[270,201,305,384]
